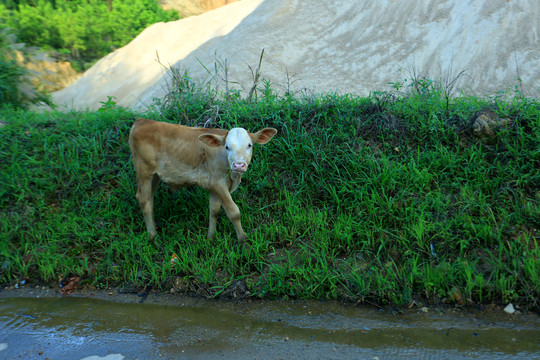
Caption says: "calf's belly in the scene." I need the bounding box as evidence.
[156,160,209,188]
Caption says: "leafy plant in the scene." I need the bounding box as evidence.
[0,0,178,69]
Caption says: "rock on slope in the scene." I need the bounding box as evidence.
[160,0,240,16]
[52,0,540,110]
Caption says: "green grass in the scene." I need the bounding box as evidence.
[0,80,539,310]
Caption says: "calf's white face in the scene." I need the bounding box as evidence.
[224,128,253,173]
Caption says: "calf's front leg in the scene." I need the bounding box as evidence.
[209,189,247,242]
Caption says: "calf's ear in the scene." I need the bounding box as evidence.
[199,133,225,147]
[252,128,277,144]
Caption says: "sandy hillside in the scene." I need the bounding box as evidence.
[52,0,540,110]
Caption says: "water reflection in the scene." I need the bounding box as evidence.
[0,295,538,359]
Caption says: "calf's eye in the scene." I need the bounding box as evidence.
[225,145,230,150]
[248,144,252,149]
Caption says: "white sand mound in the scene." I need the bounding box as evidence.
[52,0,540,110]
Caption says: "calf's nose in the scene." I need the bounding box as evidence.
[233,162,247,172]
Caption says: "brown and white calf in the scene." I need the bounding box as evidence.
[128,118,277,241]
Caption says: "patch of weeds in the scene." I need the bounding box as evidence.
[1,71,538,309]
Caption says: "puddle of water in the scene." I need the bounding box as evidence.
[0,293,539,359]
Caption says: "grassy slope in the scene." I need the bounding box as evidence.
[0,85,539,309]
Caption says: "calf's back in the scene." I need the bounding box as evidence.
[129,118,229,189]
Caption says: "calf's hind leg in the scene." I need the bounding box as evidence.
[136,173,160,239]
[207,192,222,240]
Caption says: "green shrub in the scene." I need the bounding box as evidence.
[0,0,178,68]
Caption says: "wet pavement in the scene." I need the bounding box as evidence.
[1,288,539,359]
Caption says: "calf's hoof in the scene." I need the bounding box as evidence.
[237,233,248,243]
